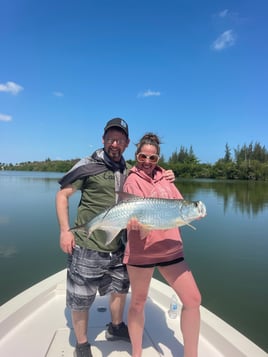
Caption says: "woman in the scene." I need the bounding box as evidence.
[123,133,201,357]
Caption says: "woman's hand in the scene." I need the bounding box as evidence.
[127,217,140,231]
[127,217,150,239]
[164,169,175,182]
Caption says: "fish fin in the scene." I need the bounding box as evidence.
[176,218,196,230]
[103,228,124,245]
[185,223,196,230]
[115,191,158,201]
[69,224,88,234]
[115,191,140,202]
[175,218,196,230]
[139,225,151,239]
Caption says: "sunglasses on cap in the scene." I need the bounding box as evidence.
[137,152,159,164]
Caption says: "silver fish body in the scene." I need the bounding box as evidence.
[70,197,206,245]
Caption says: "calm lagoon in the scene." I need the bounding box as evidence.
[0,171,267,352]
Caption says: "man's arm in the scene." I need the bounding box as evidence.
[56,185,77,254]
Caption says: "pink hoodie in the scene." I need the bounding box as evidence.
[123,166,184,265]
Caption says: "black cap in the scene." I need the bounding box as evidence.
[104,117,129,137]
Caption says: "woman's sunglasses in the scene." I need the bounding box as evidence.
[137,152,159,164]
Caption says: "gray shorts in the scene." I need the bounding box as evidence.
[66,245,129,311]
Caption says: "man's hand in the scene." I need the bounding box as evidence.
[60,230,75,254]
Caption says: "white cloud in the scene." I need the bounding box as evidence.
[217,9,246,24]
[53,91,64,97]
[0,81,24,95]
[138,89,161,98]
[219,9,229,18]
[0,113,12,122]
[212,30,236,51]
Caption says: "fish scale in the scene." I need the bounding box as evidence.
[70,197,207,245]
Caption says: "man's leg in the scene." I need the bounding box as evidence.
[72,310,89,344]
[104,250,130,342]
[72,310,93,357]
[109,292,127,325]
[67,247,99,357]
[106,292,130,341]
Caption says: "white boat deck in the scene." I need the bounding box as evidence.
[0,270,266,357]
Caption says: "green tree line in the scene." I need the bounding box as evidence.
[1,141,268,181]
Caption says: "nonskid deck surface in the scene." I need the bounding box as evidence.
[0,294,221,357]
[0,270,266,357]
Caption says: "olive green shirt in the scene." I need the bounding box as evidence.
[72,166,131,252]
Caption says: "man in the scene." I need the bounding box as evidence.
[56,118,131,357]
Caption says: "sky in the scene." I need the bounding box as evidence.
[1,0,267,165]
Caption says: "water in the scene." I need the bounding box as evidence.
[0,171,267,352]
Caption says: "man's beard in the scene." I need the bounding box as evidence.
[108,148,122,161]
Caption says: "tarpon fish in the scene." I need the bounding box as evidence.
[70,195,207,245]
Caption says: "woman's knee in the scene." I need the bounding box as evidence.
[129,294,147,313]
[185,290,202,309]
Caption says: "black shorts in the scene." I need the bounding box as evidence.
[127,257,184,268]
